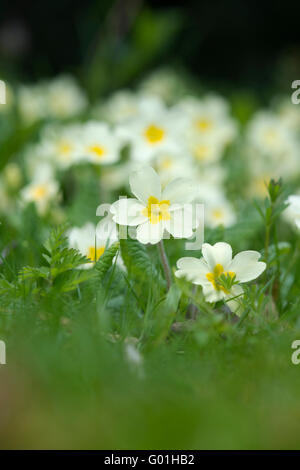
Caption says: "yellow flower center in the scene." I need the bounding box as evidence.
[195,118,213,132]
[58,141,72,155]
[159,157,173,170]
[142,196,170,225]
[206,263,235,293]
[193,144,209,160]
[31,184,47,200]
[144,124,165,144]
[212,209,224,220]
[87,245,105,262]
[263,130,278,146]
[88,145,106,158]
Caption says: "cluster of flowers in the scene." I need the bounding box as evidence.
[1,71,299,228]
[1,70,300,311]
[68,166,266,312]
[12,74,239,228]
[246,99,300,197]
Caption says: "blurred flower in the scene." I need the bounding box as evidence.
[101,162,132,192]
[46,75,87,119]
[3,163,22,190]
[0,82,14,113]
[76,122,121,165]
[277,98,300,134]
[36,124,82,169]
[68,222,117,269]
[152,149,194,186]
[139,68,186,104]
[116,98,184,162]
[18,84,46,124]
[18,75,87,124]
[97,91,164,125]
[188,135,224,164]
[175,242,266,312]
[175,94,237,164]
[284,195,300,229]
[247,111,295,155]
[246,111,299,183]
[204,196,236,228]
[20,163,59,215]
[111,166,200,245]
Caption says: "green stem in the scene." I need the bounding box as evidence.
[158,240,172,291]
[273,223,282,314]
[265,223,270,269]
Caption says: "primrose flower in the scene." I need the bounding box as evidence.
[68,221,117,269]
[116,100,184,162]
[110,166,200,245]
[18,75,87,124]
[38,124,82,169]
[175,242,266,311]
[247,111,294,155]
[205,197,236,228]
[46,75,87,119]
[284,195,300,230]
[99,91,163,125]
[21,172,59,215]
[246,111,298,182]
[76,122,121,165]
[176,95,237,147]
[153,150,194,186]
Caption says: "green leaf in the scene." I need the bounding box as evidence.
[95,242,120,282]
[120,238,158,281]
[146,284,181,348]
[18,266,49,282]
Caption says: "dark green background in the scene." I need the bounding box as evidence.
[1,0,300,96]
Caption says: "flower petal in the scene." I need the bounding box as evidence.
[162,178,199,204]
[96,215,118,242]
[136,220,164,245]
[201,242,232,271]
[129,166,161,204]
[166,207,195,239]
[226,285,244,315]
[110,198,147,226]
[202,284,226,302]
[228,251,266,283]
[175,256,209,285]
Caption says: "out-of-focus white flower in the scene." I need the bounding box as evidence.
[139,68,185,104]
[187,135,224,164]
[68,221,118,269]
[46,75,87,119]
[246,111,299,185]
[20,163,59,215]
[111,166,200,245]
[205,197,236,228]
[116,100,184,162]
[175,94,237,151]
[97,91,164,125]
[18,84,47,124]
[247,111,295,155]
[124,341,143,367]
[37,124,82,169]
[101,162,133,192]
[76,122,121,165]
[175,242,266,312]
[18,75,87,124]
[3,163,22,190]
[284,195,300,230]
[277,99,300,134]
[0,82,14,113]
[153,150,194,187]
